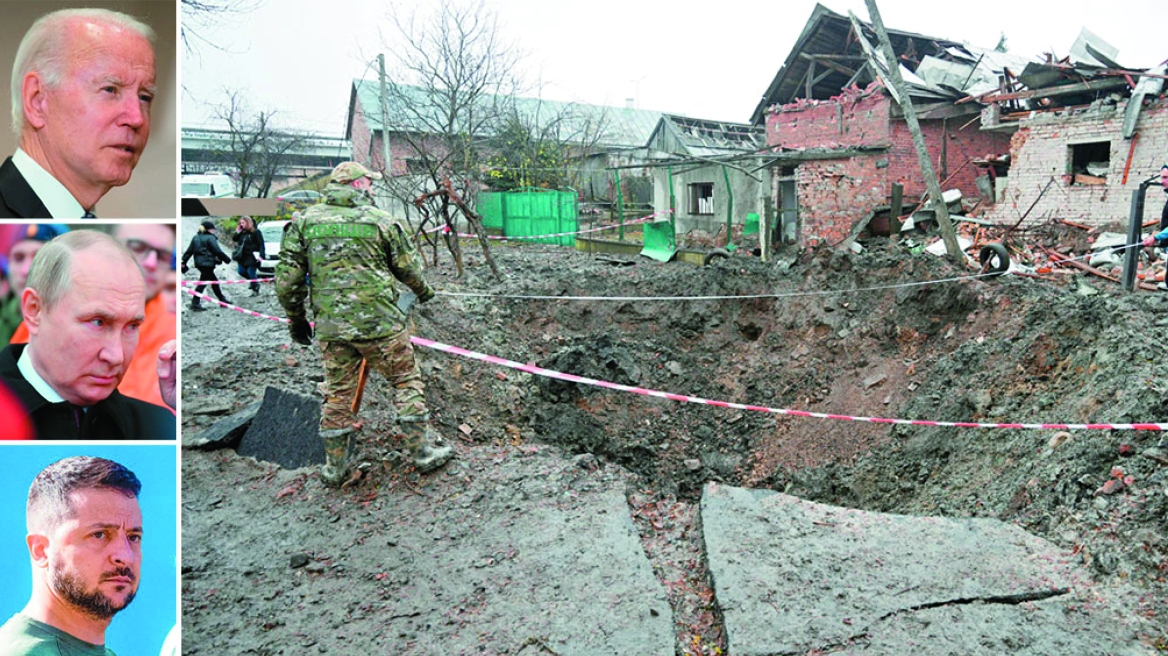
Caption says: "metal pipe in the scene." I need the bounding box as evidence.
[722,165,733,242]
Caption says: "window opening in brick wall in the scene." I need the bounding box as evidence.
[689,182,714,215]
[1068,141,1110,186]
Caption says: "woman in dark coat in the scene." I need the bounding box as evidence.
[233,216,266,296]
[181,220,232,310]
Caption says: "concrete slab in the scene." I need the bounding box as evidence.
[236,387,323,468]
[182,444,675,655]
[701,483,1150,655]
[183,401,259,450]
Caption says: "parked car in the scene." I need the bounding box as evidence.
[256,220,292,275]
[181,173,236,198]
[275,189,323,217]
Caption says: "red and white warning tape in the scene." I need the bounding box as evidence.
[180,278,274,286]
[182,287,1164,431]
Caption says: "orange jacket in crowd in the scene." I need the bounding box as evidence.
[9,293,175,410]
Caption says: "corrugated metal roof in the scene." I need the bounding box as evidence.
[351,79,664,149]
[651,114,765,158]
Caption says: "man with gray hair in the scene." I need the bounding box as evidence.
[1,8,155,219]
[0,456,142,655]
[0,230,174,439]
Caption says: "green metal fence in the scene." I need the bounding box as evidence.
[477,188,579,246]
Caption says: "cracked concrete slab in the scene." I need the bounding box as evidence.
[701,483,1152,655]
[183,445,674,655]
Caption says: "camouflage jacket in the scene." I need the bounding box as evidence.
[275,184,434,341]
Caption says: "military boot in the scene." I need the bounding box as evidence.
[319,427,355,486]
[400,416,453,473]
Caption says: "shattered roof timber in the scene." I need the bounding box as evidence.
[619,145,890,174]
[750,3,989,123]
[646,114,766,159]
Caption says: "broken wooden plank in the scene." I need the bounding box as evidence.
[847,11,900,106]
[977,77,1130,104]
[1073,174,1107,185]
[853,3,961,262]
[1044,248,1159,291]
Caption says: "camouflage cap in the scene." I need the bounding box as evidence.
[330,161,383,184]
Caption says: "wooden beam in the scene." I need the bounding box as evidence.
[798,54,868,61]
[799,53,857,78]
[844,60,870,88]
[855,3,962,262]
[977,77,1130,103]
[847,12,900,105]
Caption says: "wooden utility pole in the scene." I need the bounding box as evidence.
[377,54,393,178]
[851,5,962,261]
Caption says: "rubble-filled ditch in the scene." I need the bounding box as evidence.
[181,219,1168,653]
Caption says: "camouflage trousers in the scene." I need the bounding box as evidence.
[318,327,428,435]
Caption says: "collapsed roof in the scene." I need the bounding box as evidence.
[750,3,1164,133]
[646,114,766,159]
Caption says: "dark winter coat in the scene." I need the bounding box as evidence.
[0,344,175,439]
[233,228,266,267]
[182,231,231,269]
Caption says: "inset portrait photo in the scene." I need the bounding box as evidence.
[0,444,177,656]
[0,1,177,219]
[0,223,177,440]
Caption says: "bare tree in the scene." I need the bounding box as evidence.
[485,100,611,192]
[211,90,307,198]
[180,0,264,53]
[376,0,525,279]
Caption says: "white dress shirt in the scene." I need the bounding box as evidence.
[17,344,66,403]
[12,148,90,219]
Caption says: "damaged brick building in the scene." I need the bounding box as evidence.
[751,4,1166,248]
[751,4,1018,246]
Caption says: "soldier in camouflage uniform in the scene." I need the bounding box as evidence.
[275,161,453,485]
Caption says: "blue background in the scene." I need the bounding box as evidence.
[0,444,177,656]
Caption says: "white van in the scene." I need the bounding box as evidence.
[181,173,237,198]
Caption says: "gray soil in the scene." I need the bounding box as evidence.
[180,216,1168,654]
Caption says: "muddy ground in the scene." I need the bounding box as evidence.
[180,216,1168,653]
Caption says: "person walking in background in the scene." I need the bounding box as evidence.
[181,220,231,312]
[233,216,265,296]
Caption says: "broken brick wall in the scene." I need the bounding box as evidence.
[888,119,1011,200]
[982,98,1168,228]
[766,87,891,149]
[767,87,1009,245]
[795,156,887,245]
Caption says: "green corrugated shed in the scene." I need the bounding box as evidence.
[477,188,578,246]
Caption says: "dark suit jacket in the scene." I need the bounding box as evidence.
[0,344,174,439]
[0,157,51,218]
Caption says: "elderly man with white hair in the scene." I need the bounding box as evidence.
[0,8,155,219]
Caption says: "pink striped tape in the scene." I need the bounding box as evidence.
[181,278,274,286]
[183,287,1163,431]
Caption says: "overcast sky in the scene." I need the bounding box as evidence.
[180,0,1163,136]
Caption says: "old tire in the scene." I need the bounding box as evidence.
[703,248,730,266]
[979,243,1010,277]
